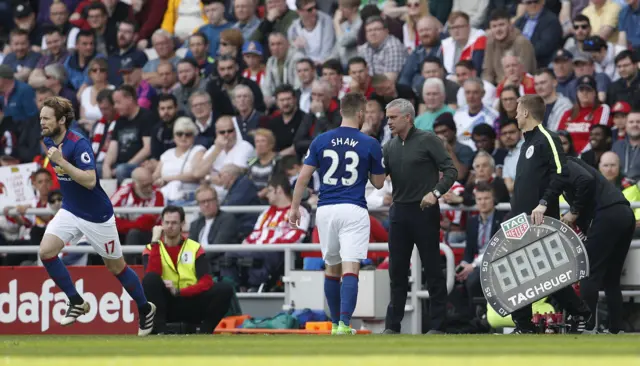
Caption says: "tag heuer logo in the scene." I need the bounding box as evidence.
[501,213,530,240]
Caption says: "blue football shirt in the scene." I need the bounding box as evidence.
[304,126,385,208]
[44,130,114,223]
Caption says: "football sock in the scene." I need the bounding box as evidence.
[340,273,359,326]
[324,275,341,324]
[116,266,151,313]
[42,256,84,305]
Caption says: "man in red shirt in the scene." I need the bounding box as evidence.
[142,205,233,334]
[496,53,536,97]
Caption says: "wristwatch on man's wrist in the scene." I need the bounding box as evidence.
[432,189,441,199]
[539,199,548,206]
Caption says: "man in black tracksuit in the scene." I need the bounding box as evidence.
[510,95,590,333]
[561,157,634,333]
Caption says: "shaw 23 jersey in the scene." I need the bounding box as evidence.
[304,126,385,208]
[44,130,114,223]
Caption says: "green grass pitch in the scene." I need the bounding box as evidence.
[1,334,639,366]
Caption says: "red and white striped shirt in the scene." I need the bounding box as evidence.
[242,68,265,89]
[441,181,466,227]
[110,182,164,234]
[244,205,309,245]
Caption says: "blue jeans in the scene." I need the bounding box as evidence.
[114,163,138,184]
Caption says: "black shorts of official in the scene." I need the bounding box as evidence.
[580,203,635,333]
[142,272,234,334]
[385,202,447,332]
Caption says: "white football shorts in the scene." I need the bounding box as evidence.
[44,208,122,259]
[315,204,370,266]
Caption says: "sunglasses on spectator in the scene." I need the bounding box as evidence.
[303,4,316,12]
[573,24,589,30]
[49,197,62,204]
[175,131,194,138]
[91,68,107,73]
[218,129,235,135]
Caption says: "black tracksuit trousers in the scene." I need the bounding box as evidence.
[579,203,635,333]
[385,202,447,332]
[142,272,234,334]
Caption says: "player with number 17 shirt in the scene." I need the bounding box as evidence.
[289,93,386,336]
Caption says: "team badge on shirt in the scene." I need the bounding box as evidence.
[81,152,91,164]
[526,146,534,159]
[181,251,194,264]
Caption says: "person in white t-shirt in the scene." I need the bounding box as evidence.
[152,117,206,204]
[453,77,498,150]
[193,116,256,198]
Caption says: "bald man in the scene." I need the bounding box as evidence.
[599,151,621,187]
[398,16,443,89]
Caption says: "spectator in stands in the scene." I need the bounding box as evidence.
[262,32,303,107]
[89,89,117,166]
[150,94,179,163]
[553,49,577,97]
[0,104,18,159]
[558,129,579,156]
[558,75,611,153]
[251,0,298,49]
[495,85,519,130]
[322,59,346,99]
[173,59,207,115]
[43,64,79,118]
[454,78,499,150]
[346,57,373,98]
[233,84,267,143]
[242,41,266,89]
[440,180,467,245]
[612,111,640,180]
[611,100,631,141]
[599,150,622,189]
[269,84,305,154]
[534,68,574,131]
[232,0,260,41]
[280,154,320,199]
[161,0,207,43]
[482,9,536,85]
[415,78,454,132]
[187,32,216,79]
[0,65,38,122]
[41,1,78,51]
[30,28,70,87]
[454,60,496,108]
[580,124,612,168]
[583,35,621,81]
[3,29,42,83]
[248,128,280,200]
[189,91,217,148]
[399,0,428,53]
[567,52,611,102]
[218,164,261,239]
[78,58,114,127]
[456,182,504,315]
[120,58,157,110]
[606,50,640,106]
[356,4,405,46]
[514,0,563,67]
[471,123,508,168]
[156,62,179,95]
[581,0,621,43]
[450,0,489,28]
[153,117,205,205]
[193,116,256,189]
[288,0,336,66]
[132,0,168,49]
[293,80,341,157]
[102,85,154,183]
[12,3,44,52]
[84,2,113,56]
[499,119,523,194]
[370,74,417,110]
[618,0,640,51]
[441,11,486,75]
[63,30,102,91]
[142,30,180,87]
[194,0,232,58]
[434,112,475,181]
[463,151,510,205]
[295,58,318,113]
[330,0,362,68]
[496,53,537,98]
[107,20,149,86]
[222,175,309,292]
[142,206,234,334]
[564,14,592,55]
[207,54,267,117]
[398,16,442,89]
[112,167,164,248]
[414,57,459,107]
[361,99,391,145]
[358,16,406,82]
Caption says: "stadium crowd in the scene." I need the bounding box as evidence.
[0,0,639,313]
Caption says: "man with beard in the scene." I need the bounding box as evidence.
[579,125,613,169]
[606,51,640,107]
[268,84,306,155]
[150,94,179,163]
[399,16,443,90]
[206,55,266,117]
[173,59,208,115]
[107,20,149,86]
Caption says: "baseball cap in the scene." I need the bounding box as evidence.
[577,75,597,90]
[572,52,593,64]
[119,57,145,72]
[553,49,573,62]
[242,41,263,56]
[13,3,34,18]
[612,101,631,115]
[582,36,607,52]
